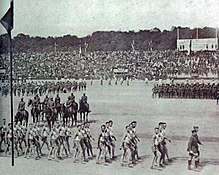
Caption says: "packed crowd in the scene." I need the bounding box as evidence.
[152,81,219,99]
[1,50,219,80]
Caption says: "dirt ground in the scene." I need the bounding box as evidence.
[1,80,219,175]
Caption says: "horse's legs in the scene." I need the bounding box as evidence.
[74,113,77,126]
[36,113,39,123]
[83,113,85,122]
[80,113,82,122]
[64,117,66,127]
[71,116,73,126]
[26,116,28,127]
[86,112,88,122]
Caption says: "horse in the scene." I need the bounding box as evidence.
[54,103,62,120]
[15,110,29,127]
[42,105,57,130]
[66,101,78,126]
[78,100,90,122]
[60,103,69,127]
[27,99,42,124]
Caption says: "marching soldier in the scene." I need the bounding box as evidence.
[187,129,203,170]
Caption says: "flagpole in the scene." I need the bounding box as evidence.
[9,30,14,166]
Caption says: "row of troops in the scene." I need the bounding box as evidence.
[12,80,87,97]
[99,78,130,86]
[152,82,219,100]
[17,92,90,127]
[0,119,203,170]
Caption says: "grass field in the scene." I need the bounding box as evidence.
[1,80,219,175]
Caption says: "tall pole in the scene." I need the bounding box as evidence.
[177,27,180,40]
[196,28,198,39]
[9,31,14,166]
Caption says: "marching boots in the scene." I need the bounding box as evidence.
[188,160,192,170]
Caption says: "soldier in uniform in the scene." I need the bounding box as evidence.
[55,94,61,106]
[70,93,75,101]
[193,126,203,167]
[187,129,203,170]
[81,93,91,112]
[18,98,26,116]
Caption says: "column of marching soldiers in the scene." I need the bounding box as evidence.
[0,115,176,168]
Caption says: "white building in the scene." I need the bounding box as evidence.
[177,38,218,52]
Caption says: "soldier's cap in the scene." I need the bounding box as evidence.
[193,126,199,129]
[192,129,197,133]
[131,121,137,124]
[125,125,129,129]
[77,125,81,128]
[3,118,6,121]
[154,127,159,130]
[109,120,113,123]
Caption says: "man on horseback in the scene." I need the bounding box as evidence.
[81,93,91,113]
[18,98,26,116]
[66,96,78,126]
[48,96,55,111]
[55,94,61,106]
[66,96,73,109]
[44,95,49,106]
[70,93,75,101]
[31,96,41,123]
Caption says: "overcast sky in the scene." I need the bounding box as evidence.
[0,0,219,37]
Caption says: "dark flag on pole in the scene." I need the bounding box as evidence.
[0,0,13,35]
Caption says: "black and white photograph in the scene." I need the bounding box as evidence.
[1,0,219,174]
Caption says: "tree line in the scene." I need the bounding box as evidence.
[0,27,218,54]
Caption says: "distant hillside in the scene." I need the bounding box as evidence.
[0,27,218,53]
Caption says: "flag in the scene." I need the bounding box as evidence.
[0,0,13,35]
